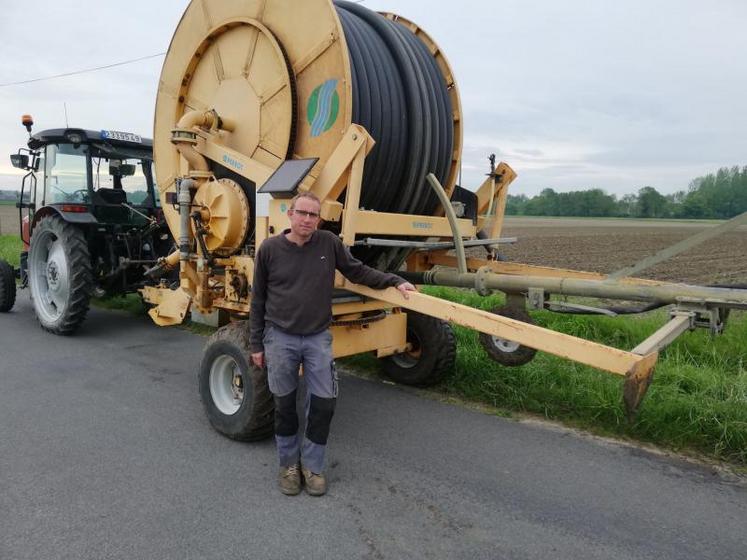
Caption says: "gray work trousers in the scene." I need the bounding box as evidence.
[263,324,338,474]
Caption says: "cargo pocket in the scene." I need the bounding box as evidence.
[330,360,339,398]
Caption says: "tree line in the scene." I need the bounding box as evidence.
[505,166,747,219]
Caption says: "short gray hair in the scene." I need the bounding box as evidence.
[289,191,321,210]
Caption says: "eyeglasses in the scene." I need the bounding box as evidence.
[291,209,320,219]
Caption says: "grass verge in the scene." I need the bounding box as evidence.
[0,235,22,267]
[345,286,747,465]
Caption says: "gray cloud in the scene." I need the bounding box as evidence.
[2,0,745,199]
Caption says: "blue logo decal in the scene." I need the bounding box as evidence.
[412,222,433,229]
[222,154,244,171]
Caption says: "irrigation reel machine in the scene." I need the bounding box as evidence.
[11,0,746,439]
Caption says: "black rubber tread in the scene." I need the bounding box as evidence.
[199,321,274,441]
[478,306,538,367]
[29,215,93,335]
[0,259,16,312]
[381,311,456,387]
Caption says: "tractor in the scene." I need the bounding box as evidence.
[0,116,173,334]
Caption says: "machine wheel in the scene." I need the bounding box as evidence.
[381,311,456,387]
[28,215,93,334]
[199,321,274,441]
[479,306,537,366]
[0,259,16,312]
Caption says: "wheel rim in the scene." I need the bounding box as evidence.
[209,354,245,415]
[490,336,521,353]
[391,329,423,369]
[30,229,70,323]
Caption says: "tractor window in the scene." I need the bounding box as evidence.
[92,156,152,205]
[44,144,89,204]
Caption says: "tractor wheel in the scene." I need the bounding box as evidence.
[479,305,537,367]
[28,215,93,334]
[0,259,16,312]
[381,311,456,387]
[199,321,274,441]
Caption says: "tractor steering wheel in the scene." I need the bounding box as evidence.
[68,189,90,203]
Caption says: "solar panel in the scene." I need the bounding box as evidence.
[257,158,319,199]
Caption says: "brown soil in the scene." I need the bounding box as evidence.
[491,217,747,285]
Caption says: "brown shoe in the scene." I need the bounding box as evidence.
[301,467,327,496]
[278,464,301,496]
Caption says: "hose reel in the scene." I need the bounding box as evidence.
[155,0,462,268]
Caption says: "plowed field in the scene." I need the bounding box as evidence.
[496,217,747,285]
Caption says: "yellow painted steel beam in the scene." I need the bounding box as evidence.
[341,281,658,417]
[309,124,375,204]
[475,162,517,216]
[197,136,275,186]
[427,254,666,286]
[350,211,475,238]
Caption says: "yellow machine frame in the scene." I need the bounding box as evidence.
[142,117,659,416]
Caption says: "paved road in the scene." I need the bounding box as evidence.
[1,296,745,560]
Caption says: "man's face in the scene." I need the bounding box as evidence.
[288,196,321,238]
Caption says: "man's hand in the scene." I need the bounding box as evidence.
[396,281,418,300]
[251,351,265,369]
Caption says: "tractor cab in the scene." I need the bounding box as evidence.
[11,122,159,233]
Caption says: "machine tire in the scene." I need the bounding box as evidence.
[0,259,16,312]
[199,321,274,441]
[381,311,456,387]
[28,215,93,334]
[479,305,537,366]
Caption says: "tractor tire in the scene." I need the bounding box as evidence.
[199,321,274,441]
[479,305,537,367]
[381,311,456,387]
[28,215,93,335]
[0,259,16,312]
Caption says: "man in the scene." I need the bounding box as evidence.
[249,191,416,496]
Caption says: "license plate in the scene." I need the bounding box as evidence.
[100,130,142,143]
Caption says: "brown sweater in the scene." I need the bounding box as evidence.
[249,229,405,352]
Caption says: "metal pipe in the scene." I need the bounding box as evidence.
[426,173,467,274]
[178,179,194,263]
[144,251,180,279]
[354,236,517,249]
[170,130,210,173]
[170,109,229,174]
[176,109,217,130]
[401,270,747,309]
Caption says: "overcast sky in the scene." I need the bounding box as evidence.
[1,0,745,196]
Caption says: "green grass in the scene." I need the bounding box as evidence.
[0,235,22,267]
[92,293,148,315]
[0,200,17,206]
[345,286,747,465]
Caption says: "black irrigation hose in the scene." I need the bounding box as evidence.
[334,1,454,267]
[545,301,669,316]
